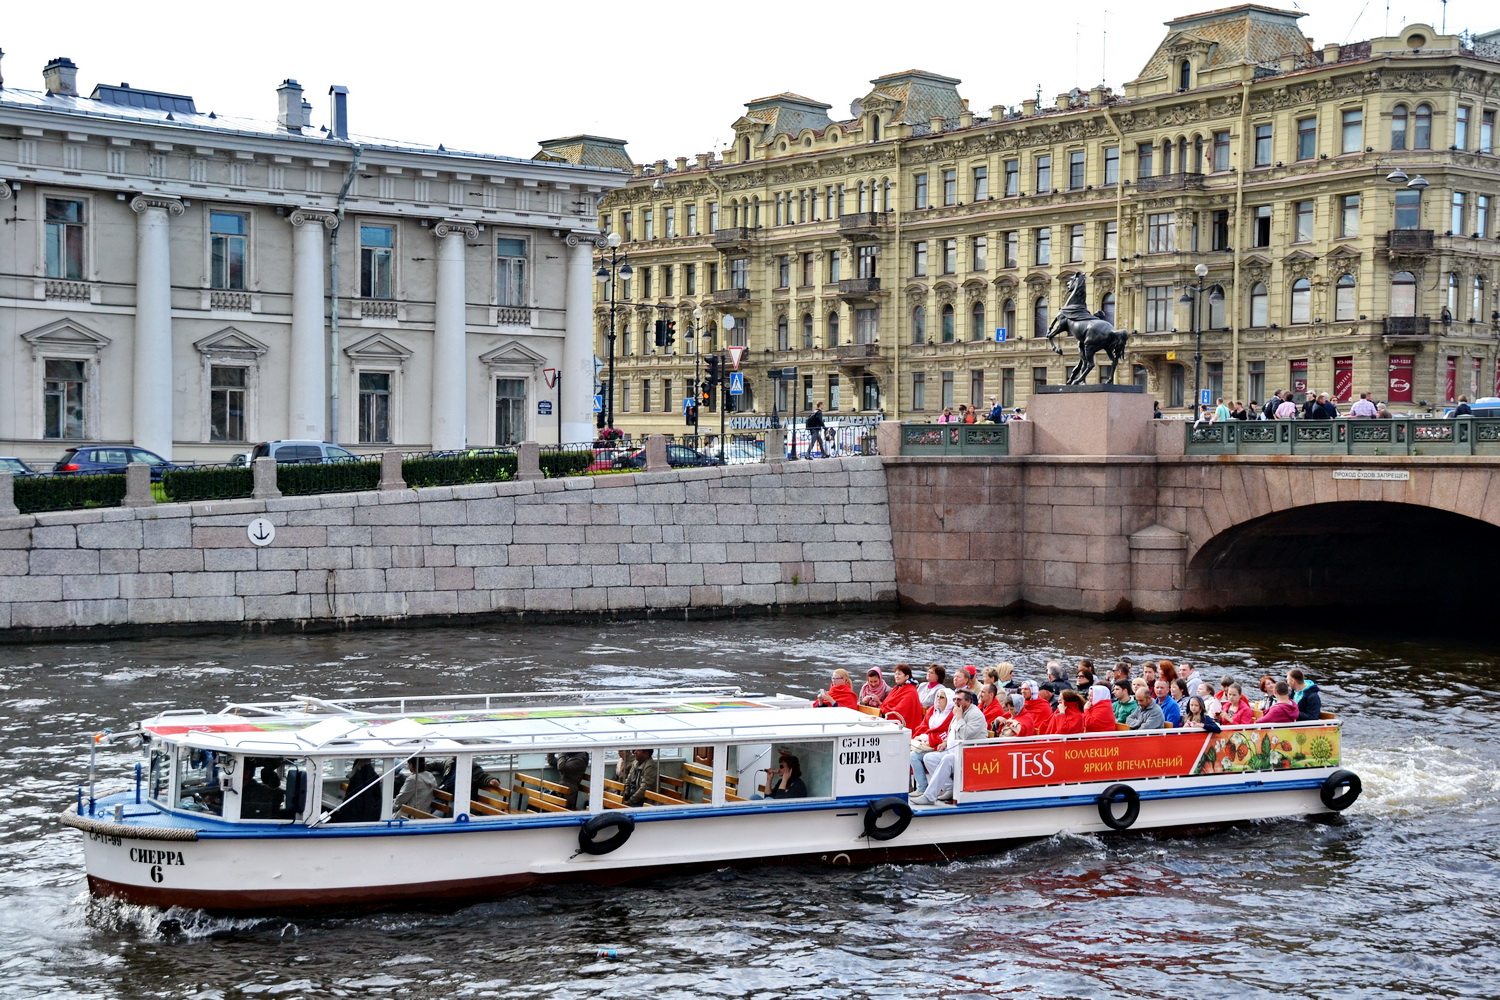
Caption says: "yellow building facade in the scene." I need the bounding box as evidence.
[559,5,1500,437]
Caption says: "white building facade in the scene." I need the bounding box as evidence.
[0,59,626,462]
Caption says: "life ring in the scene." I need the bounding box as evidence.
[863,797,914,841]
[578,813,635,855]
[1319,769,1362,811]
[1096,783,1141,830]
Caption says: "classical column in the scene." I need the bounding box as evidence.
[563,234,603,444]
[431,221,477,451]
[130,195,184,458]
[288,209,338,441]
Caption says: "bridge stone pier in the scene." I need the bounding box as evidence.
[884,387,1500,617]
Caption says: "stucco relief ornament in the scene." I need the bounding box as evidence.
[289,208,338,230]
[567,233,610,250]
[130,194,186,216]
[433,220,479,241]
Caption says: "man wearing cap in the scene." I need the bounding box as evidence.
[913,689,987,805]
[952,665,978,700]
[987,396,1005,423]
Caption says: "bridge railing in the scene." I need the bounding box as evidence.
[1184,417,1500,455]
[899,422,1010,456]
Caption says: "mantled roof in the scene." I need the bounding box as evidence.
[859,70,965,124]
[1134,3,1312,83]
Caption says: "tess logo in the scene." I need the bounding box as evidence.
[1010,749,1055,779]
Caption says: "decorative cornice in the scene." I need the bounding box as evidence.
[433,219,480,240]
[289,208,339,230]
[130,194,185,216]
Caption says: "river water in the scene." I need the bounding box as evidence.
[1,611,1496,1000]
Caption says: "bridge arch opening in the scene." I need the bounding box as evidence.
[1185,501,1500,615]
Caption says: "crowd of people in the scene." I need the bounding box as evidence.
[813,658,1326,804]
[1192,389,1480,424]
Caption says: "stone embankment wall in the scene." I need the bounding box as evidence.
[0,457,896,637]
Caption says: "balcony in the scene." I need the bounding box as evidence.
[834,342,884,365]
[710,226,755,252]
[1136,172,1206,193]
[1383,315,1431,339]
[711,287,750,304]
[1386,229,1434,251]
[838,212,887,239]
[837,276,882,301]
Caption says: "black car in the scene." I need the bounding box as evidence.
[611,444,723,470]
[0,457,37,476]
[54,446,179,480]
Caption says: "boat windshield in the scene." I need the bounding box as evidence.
[177,747,224,816]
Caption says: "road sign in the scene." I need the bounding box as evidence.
[538,400,553,415]
[1199,389,1212,406]
[542,367,557,389]
[728,345,747,369]
[781,367,798,380]
[728,371,745,395]
[995,327,1007,342]
[1166,351,1178,361]
[246,518,276,547]
[683,397,695,414]
[592,395,603,413]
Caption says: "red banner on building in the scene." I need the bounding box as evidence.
[1290,358,1308,394]
[1446,356,1457,403]
[1334,357,1354,403]
[1388,355,1414,403]
[1473,357,1483,398]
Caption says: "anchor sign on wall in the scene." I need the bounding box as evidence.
[246,518,276,547]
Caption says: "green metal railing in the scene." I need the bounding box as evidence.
[1184,418,1500,456]
[899,423,1010,455]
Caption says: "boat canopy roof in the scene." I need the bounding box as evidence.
[134,687,901,756]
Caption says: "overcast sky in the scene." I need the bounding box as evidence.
[2,1,1480,166]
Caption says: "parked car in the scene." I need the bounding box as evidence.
[248,440,362,464]
[53,446,179,480]
[612,444,723,469]
[700,442,764,466]
[0,457,37,476]
[589,448,629,471]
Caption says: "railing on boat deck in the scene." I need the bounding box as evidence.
[221,686,756,718]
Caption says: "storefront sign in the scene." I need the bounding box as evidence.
[1388,355,1414,403]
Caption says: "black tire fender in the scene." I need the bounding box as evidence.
[1096,783,1141,830]
[578,812,635,855]
[1319,769,1362,812]
[864,796,914,841]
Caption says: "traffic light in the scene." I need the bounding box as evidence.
[705,355,721,382]
[665,320,676,346]
[653,320,667,347]
[684,400,697,426]
[700,382,712,404]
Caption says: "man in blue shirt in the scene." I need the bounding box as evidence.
[1153,679,1182,727]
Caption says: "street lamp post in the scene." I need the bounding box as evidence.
[687,306,703,446]
[1179,262,1223,408]
[594,232,632,432]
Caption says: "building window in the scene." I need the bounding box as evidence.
[1452,191,1467,235]
[620,383,630,413]
[1339,194,1360,237]
[1003,159,1019,196]
[913,241,928,277]
[861,374,881,412]
[942,168,957,205]
[1032,366,1048,392]
[685,263,697,295]
[1147,213,1174,253]
[1253,123,1273,166]
[1249,282,1268,326]
[1003,231,1019,268]
[1391,270,1417,316]
[911,371,926,410]
[941,303,956,343]
[708,263,718,292]
[1296,117,1317,160]
[1391,104,1409,149]
[1207,361,1224,400]
[687,204,698,235]
[1137,142,1154,179]
[1247,360,1265,404]
[1340,108,1363,154]
[1335,273,1357,321]
[640,266,652,299]
[664,206,676,238]
[359,224,395,299]
[828,250,842,282]
[1066,224,1084,263]
[730,257,749,289]
[777,255,790,288]
[709,202,719,230]
[1179,59,1192,90]
[971,235,987,271]
[620,211,633,240]
[1478,195,1491,237]
[857,245,878,278]
[1103,220,1117,260]
[496,237,527,307]
[1448,271,1460,316]
[827,311,840,346]
[1001,368,1015,407]
[1483,110,1495,153]
[914,173,929,209]
[941,238,957,274]
[1212,130,1231,171]
[1104,145,1119,185]
[828,373,841,410]
[1035,155,1051,194]
[1294,200,1314,243]
[1208,287,1226,329]
[1068,150,1085,190]
[776,315,789,351]
[969,369,985,407]
[1414,103,1432,148]
[1034,227,1050,265]
[801,313,814,349]
[1002,298,1016,337]
[940,371,954,409]
[1395,189,1422,230]
[1474,276,1485,319]
[643,209,654,240]
[1290,278,1311,324]
[1145,285,1171,332]
[972,165,989,200]
[971,301,986,341]
[801,253,816,287]
[209,211,248,290]
[358,371,392,443]
[43,358,86,439]
[1033,296,1049,336]
[855,307,877,344]
[209,366,247,442]
[1252,205,1272,247]
[45,198,86,280]
[1101,292,1116,325]
[911,305,927,344]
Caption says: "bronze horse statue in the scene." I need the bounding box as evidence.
[1044,272,1130,384]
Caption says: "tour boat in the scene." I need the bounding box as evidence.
[60,687,1361,913]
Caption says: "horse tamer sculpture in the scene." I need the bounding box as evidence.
[1044,272,1131,385]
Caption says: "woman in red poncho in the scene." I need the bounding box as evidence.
[879,664,923,730]
[812,668,858,709]
[1017,682,1056,735]
[1083,684,1117,732]
[1051,688,1087,735]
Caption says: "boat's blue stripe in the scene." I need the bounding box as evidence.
[85,775,1329,840]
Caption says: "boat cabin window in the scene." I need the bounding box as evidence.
[238,756,309,822]
[607,745,718,809]
[149,748,171,804]
[465,750,592,815]
[177,747,225,816]
[392,755,455,820]
[320,757,391,823]
[732,742,834,801]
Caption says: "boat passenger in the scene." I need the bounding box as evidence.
[1254,675,1278,714]
[1141,661,1159,691]
[951,666,979,703]
[1109,660,1131,688]
[1217,674,1237,703]
[241,763,283,819]
[763,753,808,799]
[813,669,858,709]
[1112,682,1139,725]
[913,690,987,804]
[978,683,1006,728]
[335,759,382,823]
[995,662,1019,691]
[1128,687,1166,731]
[1194,681,1224,720]
[394,757,439,814]
[1158,660,1179,693]
[623,749,659,807]
[1288,669,1323,721]
[1075,664,1096,690]
[1176,662,1201,700]
[879,664,923,729]
[1170,679,1191,718]
[1258,682,1301,724]
[1154,680,1183,728]
[910,689,953,794]
[1018,681,1057,735]
[1051,689,1087,734]
[1181,697,1222,733]
[858,668,890,708]
[1040,662,1073,702]
[440,759,502,796]
[982,666,1002,688]
[546,751,589,810]
[1223,683,1255,725]
[917,665,948,709]
[1083,685,1116,732]
[615,749,636,789]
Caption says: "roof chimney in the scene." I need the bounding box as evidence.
[43,57,77,97]
[328,84,348,140]
[277,79,310,130]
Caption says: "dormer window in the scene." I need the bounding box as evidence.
[870,115,881,142]
[1179,60,1192,90]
